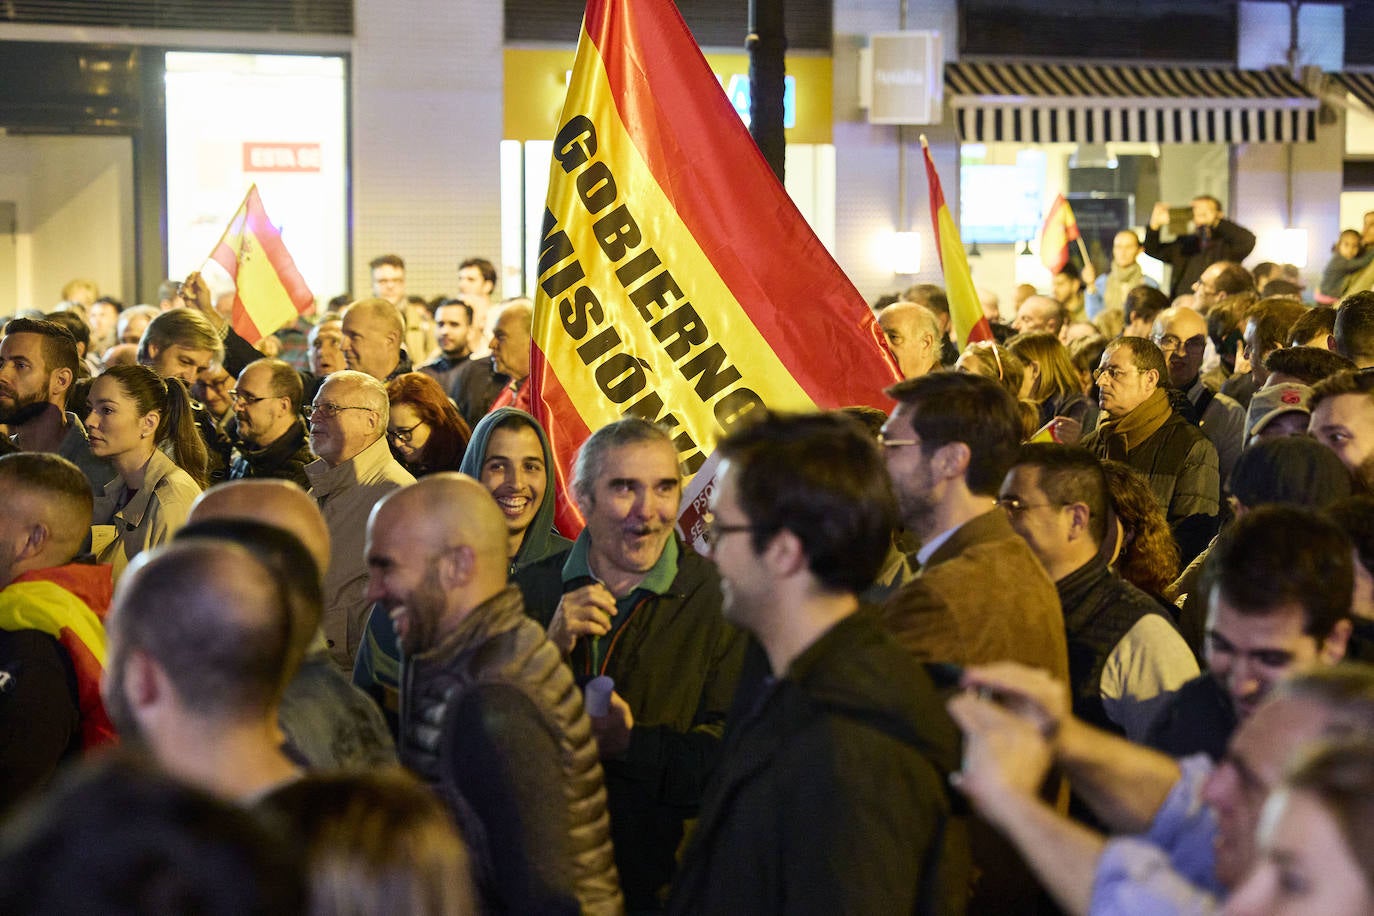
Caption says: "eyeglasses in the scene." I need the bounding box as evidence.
[876,432,920,449]
[228,389,272,406]
[387,421,424,444]
[701,511,762,549]
[1093,365,1146,383]
[996,496,1064,514]
[310,401,377,419]
[1151,335,1205,355]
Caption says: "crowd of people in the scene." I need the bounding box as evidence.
[3,212,1374,914]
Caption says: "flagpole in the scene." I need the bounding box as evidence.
[1075,235,1091,270]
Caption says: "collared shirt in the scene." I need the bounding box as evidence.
[1090,754,1224,914]
[562,533,680,672]
[915,525,959,568]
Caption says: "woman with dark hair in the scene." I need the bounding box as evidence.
[384,373,472,476]
[87,364,206,580]
[1101,459,1180,600]
[1007,331,1096,439]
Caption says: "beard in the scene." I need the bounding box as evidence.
[0,382,53,425]
[397,562,449,656]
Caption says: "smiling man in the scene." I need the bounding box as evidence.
[367,474,621,916]
[528,417,746,911]
[1081,336,1220,563]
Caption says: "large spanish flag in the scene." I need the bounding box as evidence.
[531,0,900,537]
[208,185,315,345]
[920,137,992,350]
[1039,193,1082,274]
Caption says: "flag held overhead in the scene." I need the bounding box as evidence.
[531,0,900,537]
[208,185,315,345]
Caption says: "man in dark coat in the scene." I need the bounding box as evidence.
[1144,196,1255,298]
[668,412,968,915]
[533,418,747,911]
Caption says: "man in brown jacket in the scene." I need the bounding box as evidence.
[880,371,1069,912]
[880,372,1068,678]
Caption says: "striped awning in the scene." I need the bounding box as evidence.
[1331,71,1374,112]
[947,62,1318,144]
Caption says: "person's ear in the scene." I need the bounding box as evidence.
[1322,619,1354,665]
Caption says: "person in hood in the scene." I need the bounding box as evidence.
[352,407,568,731]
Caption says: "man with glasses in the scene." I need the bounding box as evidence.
[1152,306,1246,484]
[1082,337,1219,564]
[999,443,1197,743]
[878,371,1067,911]
[304,370,415,671]
[668,412,968,914]
[225,359,313,488]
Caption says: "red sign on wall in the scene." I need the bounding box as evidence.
[243,143,322,172]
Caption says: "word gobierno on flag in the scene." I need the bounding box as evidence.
[530,0,901,540]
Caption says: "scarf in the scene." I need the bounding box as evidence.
[1097,387,1172,460]
[1104,262,1144,312]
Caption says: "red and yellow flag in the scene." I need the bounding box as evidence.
[920,137,992,350]
[1039,193,1082,274]
[531,0,900,538]
[208,185,314,344]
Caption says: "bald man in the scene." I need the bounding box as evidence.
[186,481,395,770]
[1152,307,1246,483]
[1013,295,1067,337]
[878,302,941,380]
[340,298,410,381]
[102,542,301,803]
[369,474,621,915]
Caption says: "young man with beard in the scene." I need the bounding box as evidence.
[0,318,113,493]
[366,474,621,916]
[878,371,1068,912]
[1311,369,1374,491]
[668,412,967,914]
[417,298,474,398]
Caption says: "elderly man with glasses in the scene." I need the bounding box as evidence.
[225,358,314,488]
[1152,306,1247,485]
[304,370,415,671]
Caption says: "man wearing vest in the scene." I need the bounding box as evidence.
[0,453,115,814]
[999,444,1198,742]
[367,474,621,915]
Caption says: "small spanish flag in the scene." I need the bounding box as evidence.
[208,185,315,345]
[920,137,993,350]
[1039,194,1082,274]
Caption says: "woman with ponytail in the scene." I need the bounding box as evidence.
[87,364,207,580]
